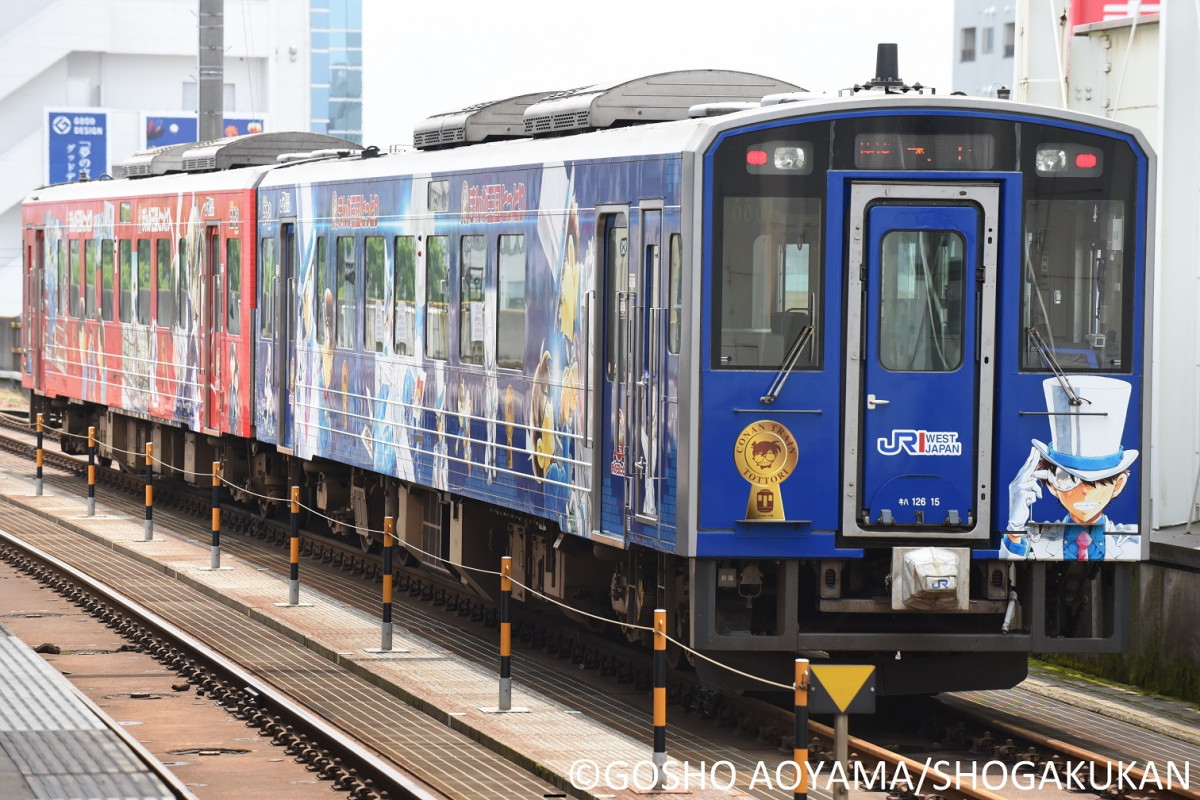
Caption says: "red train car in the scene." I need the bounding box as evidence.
[21,134,357,475]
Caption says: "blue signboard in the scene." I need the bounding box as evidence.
[145,115,198,147]
[47,109,108,184]
[144,114,265,148]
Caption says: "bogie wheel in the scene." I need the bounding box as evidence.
[257,496,277,520]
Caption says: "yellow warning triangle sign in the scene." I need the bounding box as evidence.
[811,665,875,713]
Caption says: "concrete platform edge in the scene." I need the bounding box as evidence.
[0,487,612,800]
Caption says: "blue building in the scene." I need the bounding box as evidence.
[310,0,363,144]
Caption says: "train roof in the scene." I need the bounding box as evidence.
[258,92,1155,190]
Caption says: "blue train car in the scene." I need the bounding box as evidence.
[29,65,1152,695]
[243,70,1152,693]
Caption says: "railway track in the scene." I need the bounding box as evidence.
[0,531,442,800]
[1,412,1196,800]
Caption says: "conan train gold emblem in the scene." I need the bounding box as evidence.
[734,421,799,520]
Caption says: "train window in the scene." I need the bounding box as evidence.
[225,238,240,335]
[84,240,97,320]
[1021,199,1129,371]
[315,237,330,346]
[177,237,190,329]
[497,234,525,369]
[668,234,682,355]
[605,225,629,381]
[715,197,822,370]
[118,240,132,323]
[393,236,416,355]
[459,235,485,365]
[156,239,175,328]
[336,236,356,349]
[137,240,151,326]
[259,237,275,337]
[69,241,82,318]
[101,240,114,322]
[363,236,386,353]
[877,230,965,371]
[426,236,449,360]
[57,240,68,317]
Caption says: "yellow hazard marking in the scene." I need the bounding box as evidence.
[811,665,875,713]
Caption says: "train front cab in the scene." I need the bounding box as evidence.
[691,101,1151,694]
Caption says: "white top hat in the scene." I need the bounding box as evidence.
[1031,376,1138,482]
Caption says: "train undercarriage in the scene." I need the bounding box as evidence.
[47,399,1130,697]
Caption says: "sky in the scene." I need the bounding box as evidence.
[361,0,955,149]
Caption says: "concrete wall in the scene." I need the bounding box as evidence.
[1054,561,1200,703]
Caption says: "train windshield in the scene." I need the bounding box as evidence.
[1020,129,1138,372]
[717,196,822,369]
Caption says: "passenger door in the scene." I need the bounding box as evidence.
[843,184,997,537]
[596,207,630,538]
[23,228,43,385]
[275,222,297,452]
[205,225,223,432]
[632,205,664,526]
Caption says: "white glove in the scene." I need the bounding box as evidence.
[1008,446,1044,531]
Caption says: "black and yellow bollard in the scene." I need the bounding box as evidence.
[653,608,667,787]
[381,516,395,651]
[795,658,810,800]
[210,462,221,569]
[499,555,513,710]
[34,413,43,496]
[482,555,525,713]
[86,425,96,516]
[288,486,301,605]
[143,443,154,541]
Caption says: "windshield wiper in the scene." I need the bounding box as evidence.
[1026,326,1087,406]
[761,325,814,404]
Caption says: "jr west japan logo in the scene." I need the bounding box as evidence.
[877,430,963,456]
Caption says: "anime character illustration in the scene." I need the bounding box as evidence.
[227,345,240,431]
[557,201,594,535]
[340,360,350,432]
[1005,376,1140,560]
[395,366,426,483]
[504,384,516,469]
[312,287,335,452]
[457,375,473,476]
[530,349,554,481]
[80,296,97,401]
[534,171,594,534]
[485,373,499,484]
[639,365,660,518]
[171,201,204,428]
[432,371,449,490]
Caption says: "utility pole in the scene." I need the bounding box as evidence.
[198,0,224,141]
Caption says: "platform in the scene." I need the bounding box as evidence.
[1152,523,1200,571]
[0,621,185,800]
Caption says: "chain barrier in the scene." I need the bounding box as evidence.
[9,414,794,692]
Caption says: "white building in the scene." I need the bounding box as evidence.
[952,0,1017,96]
[0,0,363,317]
[1015,0,1197,530]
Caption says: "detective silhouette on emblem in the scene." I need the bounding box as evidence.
[1004,376,1139,561]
